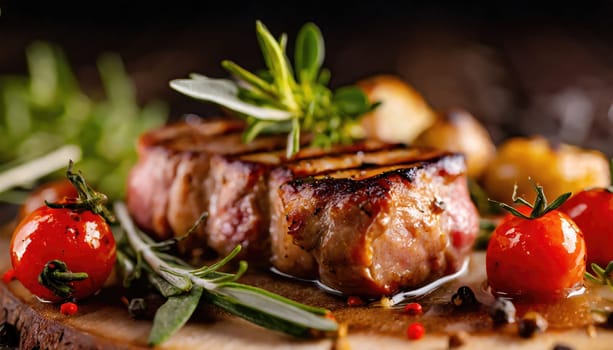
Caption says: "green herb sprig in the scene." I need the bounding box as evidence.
[170,21,377,158]
[113,202,338,346]
[585,261,613,289]
[0,42,167,199]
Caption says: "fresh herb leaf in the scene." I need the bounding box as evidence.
[170,76,292,121]
[295,23,324,84]
[114,202,338,344]
[148,286,204,346]
[475,218,498,250]
[585,261,613,289]
[170,21,378,157]
[221,60,276,97]
[255,21,298,111]
[147,273,184,298]
[204,291,329,338]
[0,42,166,198]
[468,179,501,216]
[287,117,301,158]
[333,86,370,117]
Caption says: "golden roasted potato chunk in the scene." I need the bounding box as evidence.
[482,136,610,203]
[414,108,496,178]
[357,75,436,144]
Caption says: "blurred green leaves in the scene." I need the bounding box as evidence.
[0,42,167,199]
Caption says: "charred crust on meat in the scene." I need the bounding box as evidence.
[128,120,479,296]
[432,198,446,213]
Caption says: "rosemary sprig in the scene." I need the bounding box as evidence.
[170,21,377,158]
[113,202,337,346]
[585,261,613,289]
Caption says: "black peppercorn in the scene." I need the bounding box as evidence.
[518,311,548,338]
[451,286,478,310]
[489,298,516,325]
[552,344,573,350]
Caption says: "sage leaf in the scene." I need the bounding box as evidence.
[147,273,184,298]
[114,201,338,344]
[170,21,379,157]
[157,265,192,292]
[295,23,324,83]
[215,283,337,331]
[169,76,292,121]
[203,292,312,338]
[148,286,204,346]
[333,86,370,117]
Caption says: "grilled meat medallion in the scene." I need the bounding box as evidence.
[127,118,479,296]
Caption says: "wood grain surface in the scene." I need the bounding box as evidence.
[2,223,613,350]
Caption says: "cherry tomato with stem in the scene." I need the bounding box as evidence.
[10,161,116,303]
[486,183,586,301]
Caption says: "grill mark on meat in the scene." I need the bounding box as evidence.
[127,119,480,296]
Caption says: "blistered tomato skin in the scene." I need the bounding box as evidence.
[486,211,586,301]
[10,206,116,303]
[560,189,613,267]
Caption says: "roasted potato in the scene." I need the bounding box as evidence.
[413,108,496,178]
[357,75,436,143]
[482,136,610,203]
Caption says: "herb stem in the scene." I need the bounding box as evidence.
[170,21,377,157]
[114,202,210,291]
[113,201,338,343]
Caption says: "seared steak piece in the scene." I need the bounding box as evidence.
[275,157,477,296]
[127,118,288,257]
[127,118,479,295]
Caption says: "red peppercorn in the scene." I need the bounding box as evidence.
[404,302,423,315]
[2,269,15,284]
[407,322,426,340]
[60,302,78,316]
[347,296,364,307]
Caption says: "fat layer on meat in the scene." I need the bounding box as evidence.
[127,119,479,295]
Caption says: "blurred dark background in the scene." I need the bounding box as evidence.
[2,1,613,153]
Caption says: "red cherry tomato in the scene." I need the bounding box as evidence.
[10,205,116,302]
[560,188,613,267]
[486,210,586,300]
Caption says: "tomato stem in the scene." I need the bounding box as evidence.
[45,160,116,223]
[489,181,571,220]
[38,260,89,299]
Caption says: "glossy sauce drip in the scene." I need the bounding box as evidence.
[242,252,605,337]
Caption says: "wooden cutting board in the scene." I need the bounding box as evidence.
[1,222,613,350]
